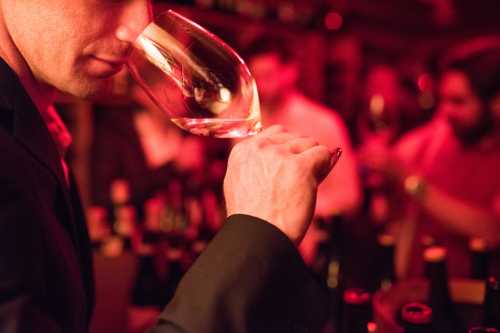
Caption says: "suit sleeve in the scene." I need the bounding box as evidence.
[149,214,329,333]
[0,166,61,332]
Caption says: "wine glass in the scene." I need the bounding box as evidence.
[127,10,261,138]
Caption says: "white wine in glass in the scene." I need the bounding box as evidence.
[127,10,261,138]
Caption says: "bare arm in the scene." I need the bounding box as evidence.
[315,115,361,216]
[362,121,500,244]
[409,179,500,244]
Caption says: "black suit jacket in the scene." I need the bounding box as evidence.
[0,59,94,332]
[0,58,327,332]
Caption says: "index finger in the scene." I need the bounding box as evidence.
[300,146,342,184]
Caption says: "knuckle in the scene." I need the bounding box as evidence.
[256,137,272,150]
[271,124,286,132]
[302,138,318,148]
[273,144,289,157]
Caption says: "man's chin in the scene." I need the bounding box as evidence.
[59,77,114,100]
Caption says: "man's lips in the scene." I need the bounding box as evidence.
[93,55,128,65]
[87,56,127,77]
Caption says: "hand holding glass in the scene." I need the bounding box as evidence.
[127,10,261,138]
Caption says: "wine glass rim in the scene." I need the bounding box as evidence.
[141,9,250,73]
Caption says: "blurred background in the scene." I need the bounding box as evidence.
[54,0,500,332]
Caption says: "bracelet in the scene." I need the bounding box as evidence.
[404,175,427,200]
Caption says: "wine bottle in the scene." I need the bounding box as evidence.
[424,246,462,333]
[132,244,162,307]
[367,321,378,333]
[469,238,491,279]
[323,215,344,333]
[164,248,186,305]
[86,206,109,251]
[114,205,137,251]
[143,197,164,243]
[310,218,332,281]
[483,277,500,330]
[377,233,395,291]
[401,302,433,333]
[341,288,372,333]
[110,179,130,220]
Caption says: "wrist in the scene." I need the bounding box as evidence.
[404,174,427,201]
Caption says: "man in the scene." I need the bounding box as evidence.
[364,38,500,278]
[246,36,361,262]
[0,0,339,332]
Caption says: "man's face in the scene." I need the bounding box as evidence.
[249,52,294,105]
[2,0,152,98]
[438,71,483,139]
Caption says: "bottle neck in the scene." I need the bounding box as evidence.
[484,277,500,329]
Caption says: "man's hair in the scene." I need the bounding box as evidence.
[244,35,295,64]
[439,36,500,143]
[440,36,500,104]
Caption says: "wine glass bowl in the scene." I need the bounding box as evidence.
[127,10,261,138]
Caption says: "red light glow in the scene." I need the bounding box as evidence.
[324,12,343,30]
[417,73,433,92]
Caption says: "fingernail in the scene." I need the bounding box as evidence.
[330,148,342,168]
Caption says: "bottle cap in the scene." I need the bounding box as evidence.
[469,237,489,252]
[110,179,130,204]
[343,288,371,305]
[401,302,432,325]
[378,233,395,247]
[487,276,500,291]
[367,322,378,332]
[423,246,447,262]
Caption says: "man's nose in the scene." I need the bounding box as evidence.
[115,0,153,43]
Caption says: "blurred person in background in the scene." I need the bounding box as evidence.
[355,64,424,151]
[363,37,500,278]
[246,36,361,219]
[355,64,432,227]
[246,35,361,263]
